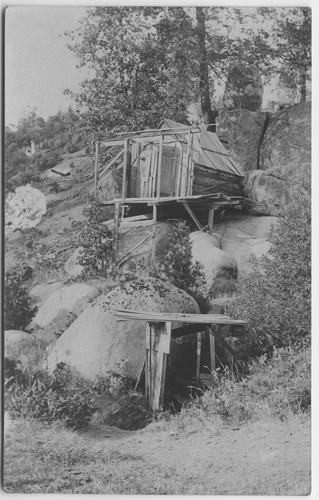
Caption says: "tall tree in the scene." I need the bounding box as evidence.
[195,7,217,130]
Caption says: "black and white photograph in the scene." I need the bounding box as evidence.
[3,3,313,495]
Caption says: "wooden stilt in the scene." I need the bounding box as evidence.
[94,141,99,199]
[152,204,157,263]
[122,139,128,202]
[196,332,202,384]
[208,208,215,234]
[208,326,216,378]
[156,135,163,201]
[112,202,120,272]
[145,321,171,411]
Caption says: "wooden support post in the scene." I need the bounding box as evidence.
[186,130,191,196]
[145,321,171,411]
[208,326,216,377]
[196,332,202,384]
[208,208,215,234]
[156,134,163,201]
[152,204,157,264]
[112,202,120,272]
[122,139,128,202]
[94,141,99,199]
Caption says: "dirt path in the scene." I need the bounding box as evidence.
[80,416,311,495]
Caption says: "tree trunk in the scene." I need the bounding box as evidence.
[196,7,218,132]
[299,72,307,103]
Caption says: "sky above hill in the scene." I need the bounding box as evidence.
[5,6,88,126]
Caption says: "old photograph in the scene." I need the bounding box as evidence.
[3,5,312,495]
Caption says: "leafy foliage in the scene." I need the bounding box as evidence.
[5,108,87,192]
[5,362,95,430]
[230,186,311,352]
[202,347,310,425]
[152,220,209,312]
[4,266,37,330]
[74,201,114,278]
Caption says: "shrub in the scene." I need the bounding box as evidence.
[179,347,310,427]
[4,267,37,330]
[75,201,114,278]
[5,363,95,430]
[152,220,209,312]
[230,187,311,351]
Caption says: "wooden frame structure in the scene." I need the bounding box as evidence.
[113,309,246,411]
[94,124,247,269]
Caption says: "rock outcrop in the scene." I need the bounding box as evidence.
[259,101,311,173]
[222,63,263,111]
[216,109,267,172]
[242,102,311,214]
[33,284,99,335]
[190,231,237,295]
[46,278,200,380]
[243,170,292,216]
[29,281,65,306]
[5,184,46,234]
[214,215,278,275]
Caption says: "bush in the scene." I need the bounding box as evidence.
[152,220,209,312]
[178,347,310,427]
[75,201,114,278]
[4,267,37,330]
[5,363,95,430]
[230,187,311,351]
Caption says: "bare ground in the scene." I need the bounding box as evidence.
[78,416,311,495]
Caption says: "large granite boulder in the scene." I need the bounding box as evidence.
[32,284,99,336]
[216,109,267,172]
[222,63,263,111]
[259,101,311,173]
[29,281,65,306]
[5,184,46,234]
[190,231,237,296]
[243,170,292,216]
[214,215,278,276]
[46,278,200,380]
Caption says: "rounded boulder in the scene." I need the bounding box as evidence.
[33,284,100,333]
[46,278,200,380]
[190,231,237,296]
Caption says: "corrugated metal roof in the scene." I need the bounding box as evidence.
[161,118,244,177]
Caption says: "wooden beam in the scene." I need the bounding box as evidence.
[185,130,191,196]
[152,204,157,263]
[94,141,99,199]
[98,149,124,182]
[112,202,120,272]
[208,326,216,373]
[208,208,215,234]
[156,134,163,201]
[182,202,203,231]
[122,140,128,202]
[117,232,154,267]
[196,332,202,384]
[145,321,171,411]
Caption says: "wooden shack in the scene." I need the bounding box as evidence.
[94,120,247,267]
[129,118,244,199]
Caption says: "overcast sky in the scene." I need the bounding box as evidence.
[5,6,89,126]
